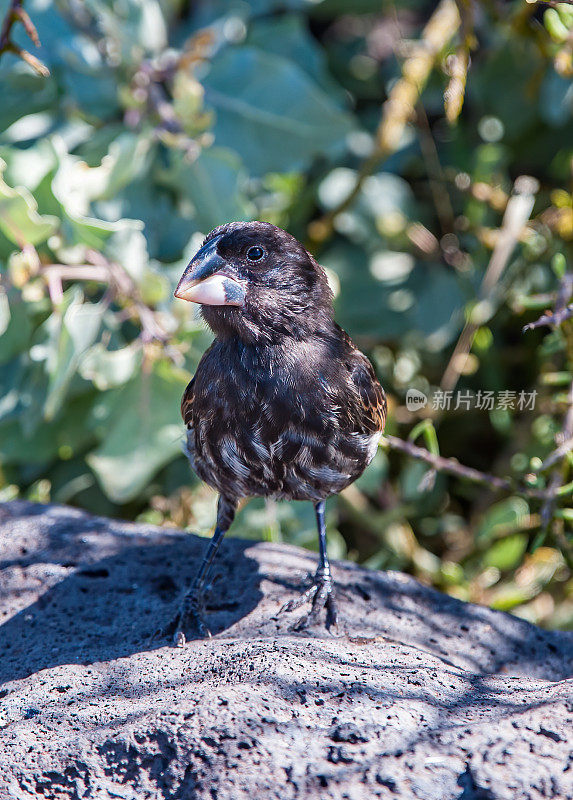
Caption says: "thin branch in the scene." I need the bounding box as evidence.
[523,273,573,332]
[127,57,200,160]
[415,104,456,238]
[524,305,573,332]
[86,250,170,344]
[539,379,573,528]
[440,175,539,391]
[381,433,571,501]
[0,0,49,77]
[539,436,573,471]
[534,0,573,7]
[445,0,474,124]
[41,257,169,345]
[308,0,461,245]
[0,0,22,49]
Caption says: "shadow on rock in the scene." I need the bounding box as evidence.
[0,502,263,685]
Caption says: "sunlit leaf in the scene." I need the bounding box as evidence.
[483,534,528,571]
[0,290,32,364]
[477,498,531,542]
[203,46,355,175]
[79,343,143,390]
[42,288,106,420]
[87,361,188,503]
[163,147,252,233]
[0,163,58,245]
[247,15,345,99]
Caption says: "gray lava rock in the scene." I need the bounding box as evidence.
[0,500,572,799]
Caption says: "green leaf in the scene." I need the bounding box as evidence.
[483,534,528,571]
[163,147,251,233]
[79,343,143,390]
[0,66,56,133]
[0,418,61,465]
[489,584,535,612]
[203,46,355,176]
[323,239,464,345]
[0,289,32,364]
[0,138,57,192]
[42,289,106,420]
[105,225,149,281]
[87,361,188,503]
[0,389,99,466]
[247,15,345,99]
[0,162,58,245]
[477,498,530,542]
[50,133,150,215]
[544,8,570,43]
[49,135,151,250]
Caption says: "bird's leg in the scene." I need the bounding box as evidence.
[169,495,236,646]
[280,500,338,631]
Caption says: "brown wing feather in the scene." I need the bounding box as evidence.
[349,353,387,433]
[338,326,387,435]
[181,376,195,428]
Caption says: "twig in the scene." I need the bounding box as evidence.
[532,1,573,7]
[445,0,474,124]
[415,104,456,237]
[86,250,170,344]
[381,433,571,501]
[128,58,200,160]
[41,257,169,345]
[308,0,461,245]
[440,175,539,391]
[523,274,573,332]
[539,379,573,528]
[539,436,573,471]
[0,0,49,77]
[42,265,110,282]
[524,305,573,331]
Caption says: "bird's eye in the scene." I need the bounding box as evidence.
[246,246,265,262]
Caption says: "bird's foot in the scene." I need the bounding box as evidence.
[161,592,212,647]
[280,568,338,632]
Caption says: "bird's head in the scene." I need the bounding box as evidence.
[174,221,334,344]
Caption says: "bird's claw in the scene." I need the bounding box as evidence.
[160,594,212,646]
[280,570,338,631]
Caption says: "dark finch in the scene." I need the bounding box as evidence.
[170,221,386,645]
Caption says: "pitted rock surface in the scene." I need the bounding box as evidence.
[0,501,572,799]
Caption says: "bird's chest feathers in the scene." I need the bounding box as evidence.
[189,338,368,500]
[197,340,328,425]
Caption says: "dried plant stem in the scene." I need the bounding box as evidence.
[539,436,573,471]
[308,0,461,245]
[415,104,456,237]
[523,274,573,332]
[540,380,573,529]
[42,256,169,345]
[534,0,573,7]
[440,175,539,392]
[382,434,571,501]
[0,0,49,76]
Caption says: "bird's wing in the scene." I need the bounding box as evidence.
[348,353,387,433]
[181,376,195,429]
[339,327,387,435]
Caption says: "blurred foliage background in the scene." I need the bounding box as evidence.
[1,0,572,628]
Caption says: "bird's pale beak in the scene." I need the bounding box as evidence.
[174,237,246,307]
